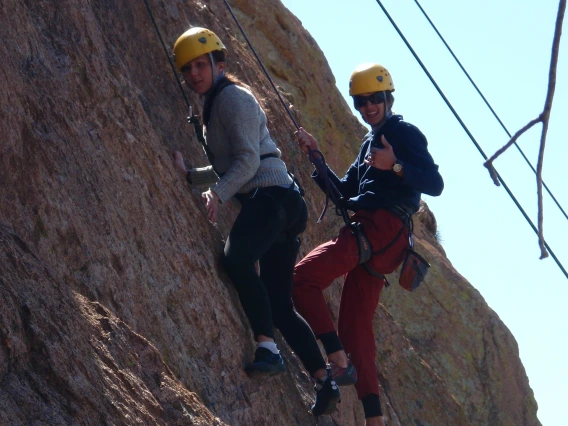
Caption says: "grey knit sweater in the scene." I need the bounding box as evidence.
[188,84,292,203]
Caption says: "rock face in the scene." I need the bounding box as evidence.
[0,0,540,425]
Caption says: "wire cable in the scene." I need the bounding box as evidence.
[375,0,567,279]
[413,0,568,222]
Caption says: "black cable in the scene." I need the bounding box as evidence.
[142,0,191,109]
[375,0,567,279]
[221,0,300,131]
[413,0,568,222]
[142,0,220,163]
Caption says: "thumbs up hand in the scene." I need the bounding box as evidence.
[364,135,397,170]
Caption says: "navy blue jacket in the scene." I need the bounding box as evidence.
[313,114,443,214]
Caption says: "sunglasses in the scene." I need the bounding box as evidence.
[353,92,386,109]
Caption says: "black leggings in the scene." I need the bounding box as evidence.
[224,186,326,375]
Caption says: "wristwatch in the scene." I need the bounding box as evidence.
[392,160,403,173]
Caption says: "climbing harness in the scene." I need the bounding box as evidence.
[355,207,430,291]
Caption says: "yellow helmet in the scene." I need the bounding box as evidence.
[349,63,394,96]
[173,27,227,71]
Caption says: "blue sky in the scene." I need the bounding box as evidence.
[279,0,567,424]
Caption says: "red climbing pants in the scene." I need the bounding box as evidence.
[293,208,408,400]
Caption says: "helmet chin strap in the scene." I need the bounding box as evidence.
[209,52,224,81]
[199,52,225,98]
[372,91,392,131]
[384,90,392,119]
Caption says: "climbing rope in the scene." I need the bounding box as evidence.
[221,0,300,131]
[374,0,567,280]
[142,0,220,169]
[142,0,190,109]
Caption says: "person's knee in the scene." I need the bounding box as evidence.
[291,270,320,303]
[223,250,249,283]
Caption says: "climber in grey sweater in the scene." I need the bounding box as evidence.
[187,82,293,204]
[170,27,340,416]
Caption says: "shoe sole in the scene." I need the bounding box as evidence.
[311,392,341,416]
[245,366,286,379]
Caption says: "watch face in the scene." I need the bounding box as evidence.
[393,163,402,173]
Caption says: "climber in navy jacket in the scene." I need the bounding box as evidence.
[293,63,443,426]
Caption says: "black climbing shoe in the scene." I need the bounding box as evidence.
[245,347,286,378]
[311,369,341,416]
